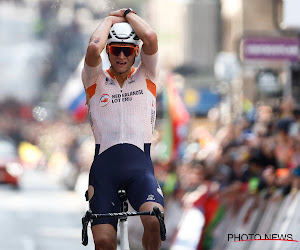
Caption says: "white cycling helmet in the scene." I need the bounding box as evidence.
[107,22,140,46]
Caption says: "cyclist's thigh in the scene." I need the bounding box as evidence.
[88,153,121,230]
[88,181,120,230]
[127,167,164,211]
[92,224,117,249]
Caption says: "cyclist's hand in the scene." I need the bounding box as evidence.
[109,9,127,17]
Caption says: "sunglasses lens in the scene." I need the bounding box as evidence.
[109,46,135,57]
[123,47,134,57]
[110,47,122,56]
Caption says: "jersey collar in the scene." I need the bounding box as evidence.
[106,67,135,80]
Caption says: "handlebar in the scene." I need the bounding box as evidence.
[153,206,167,241]
[81,206,166,246]
[82,210,92,246]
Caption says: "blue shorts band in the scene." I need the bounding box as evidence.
[88,143,164,230]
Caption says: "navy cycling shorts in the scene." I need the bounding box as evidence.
[88,143,164,230]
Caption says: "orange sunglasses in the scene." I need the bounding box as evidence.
[107,44,138,57]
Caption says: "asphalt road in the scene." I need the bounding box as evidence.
[0,169,94,250]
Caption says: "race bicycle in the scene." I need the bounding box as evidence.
[81,190,166,250]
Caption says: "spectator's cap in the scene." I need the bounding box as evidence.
[292,166,300,177]
[276,168,290,177]
[276,118,295,134]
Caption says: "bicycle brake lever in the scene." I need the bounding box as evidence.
[82,210,92,246]
[153,206,167,241]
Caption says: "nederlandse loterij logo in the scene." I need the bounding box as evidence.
[228,233,298,242]
[99,94,110,107]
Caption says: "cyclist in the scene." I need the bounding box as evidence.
[82,8,164,250]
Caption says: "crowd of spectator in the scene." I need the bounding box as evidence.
[0,99,93,189]
[153,97,300,249]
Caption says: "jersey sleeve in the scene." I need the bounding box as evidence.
[140,49,159,83]
[81,61,104,89]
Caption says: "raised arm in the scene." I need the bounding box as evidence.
[85,16,126,67]
[109,9,158,55]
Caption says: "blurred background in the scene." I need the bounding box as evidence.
[2,0,300,249]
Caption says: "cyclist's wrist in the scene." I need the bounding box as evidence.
[108,16,126,25]
[123,8,136,19]
[104,16,114,25]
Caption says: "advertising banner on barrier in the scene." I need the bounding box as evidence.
[211,192,300,250]
[243,37,299,62]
